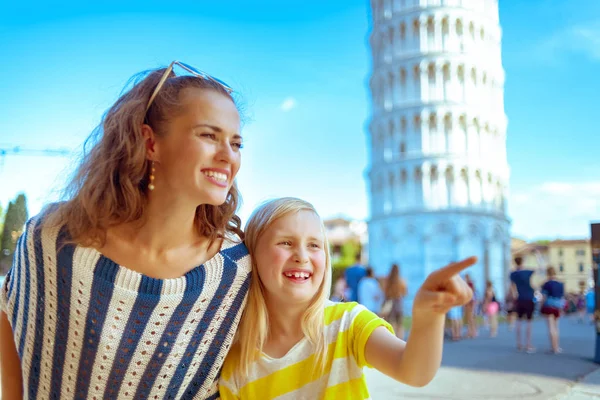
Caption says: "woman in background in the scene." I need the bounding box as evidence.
[383,263,408,339]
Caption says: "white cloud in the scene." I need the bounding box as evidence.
[279,97,297,112]
[535,20,600,63]
[508,181,600,240]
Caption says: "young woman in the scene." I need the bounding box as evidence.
[540,267,565,354]
[505,283,518,331]
[383,263,408,339]
[483,280,499,338]
[220,197,476,399]
[464,273,479,338]
[0,61,251,399]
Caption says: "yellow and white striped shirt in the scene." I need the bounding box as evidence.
[219,301,393,399]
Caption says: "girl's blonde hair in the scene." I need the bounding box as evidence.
[237,197,332,376]
[42,67,244,246]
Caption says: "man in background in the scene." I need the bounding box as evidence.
[510,256,536,353]
[345,253,366,303]
[358,267,384,314]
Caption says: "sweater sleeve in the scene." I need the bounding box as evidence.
[0,216,40,363]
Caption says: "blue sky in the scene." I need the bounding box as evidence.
[0,0,598,240]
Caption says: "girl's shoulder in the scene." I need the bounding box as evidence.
[324,300,373,326]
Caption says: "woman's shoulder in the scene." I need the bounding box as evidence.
[219,235,251,272]
[18,205,65,246]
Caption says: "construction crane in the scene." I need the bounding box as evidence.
[0,146,73,165]
[0,146,73,172]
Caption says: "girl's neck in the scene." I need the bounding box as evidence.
[261,299,308,358]
[266,300,305,338]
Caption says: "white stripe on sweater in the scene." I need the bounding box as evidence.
[60,246,100,400]
[117,286,186,398]
[36,223,61,399]
[17,226,34,400]
[87,274,141,399]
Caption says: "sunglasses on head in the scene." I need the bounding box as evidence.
[145,60,233,112]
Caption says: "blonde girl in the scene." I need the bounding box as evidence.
[219,197,476,399]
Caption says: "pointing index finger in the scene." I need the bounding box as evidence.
[429,256,478,282]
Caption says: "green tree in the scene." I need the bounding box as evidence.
[0,194,29,275]
[333,240,361,269]
[0,203,4,246]
[331,240,362,295]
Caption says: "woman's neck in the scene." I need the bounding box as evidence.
[129,193,204,252]
[102,195,219,276]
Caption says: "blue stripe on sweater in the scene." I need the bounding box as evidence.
[222,242,248,263]
[102,275,163,399]
[133,269,206,400]
[18,229,33,359]
[6,233,22,301]
[164,254,242,399]
[28,221,46,399]
[74,256,119,400]
[182,273,250,399]
[49,227,74,400]
[10,233,23,332]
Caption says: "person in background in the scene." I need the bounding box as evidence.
[358,267,384,314]
[447,306,463,341]
[464,274,478,338]
[586,288,596,324]
[577,283,587,323]
[345,253,367,302]
[510,256,536,353]
[540,267,565,354]
[483,280,499,338]
[383,263,408,339]
[505,283,518,331]
[331,275,347,302]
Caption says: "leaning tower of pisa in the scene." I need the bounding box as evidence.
[367,0,511,312]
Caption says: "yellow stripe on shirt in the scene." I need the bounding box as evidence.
[220,302,394,400]
[323,376,371,399]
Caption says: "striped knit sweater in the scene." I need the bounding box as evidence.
[0,215,251,400]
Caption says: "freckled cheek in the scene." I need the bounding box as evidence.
[257,249,289,280]
[310,253,327,276]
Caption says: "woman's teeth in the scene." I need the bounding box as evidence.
[204,171,227,182]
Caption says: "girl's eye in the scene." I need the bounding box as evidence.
[232,142,244,150]
[278,241,292,246]
[200,133,216,140]
[309,243,321,249]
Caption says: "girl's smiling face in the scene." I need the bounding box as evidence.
[254,210,327,307]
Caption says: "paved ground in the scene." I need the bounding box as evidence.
[366,315,600,399]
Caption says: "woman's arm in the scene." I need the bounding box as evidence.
[364,257,476,387]
[0,311,22,399]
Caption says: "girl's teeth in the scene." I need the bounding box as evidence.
[285,272,310,279]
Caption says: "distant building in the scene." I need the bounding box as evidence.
[511,239,592,293]
[366,0,510,314]
[324,217,368,265]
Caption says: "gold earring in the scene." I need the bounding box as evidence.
[148,161,156,191]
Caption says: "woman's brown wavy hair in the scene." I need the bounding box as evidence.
[43,66,244,247]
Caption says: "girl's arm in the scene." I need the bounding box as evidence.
[0,311,23,399]
[365,257,476,387]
